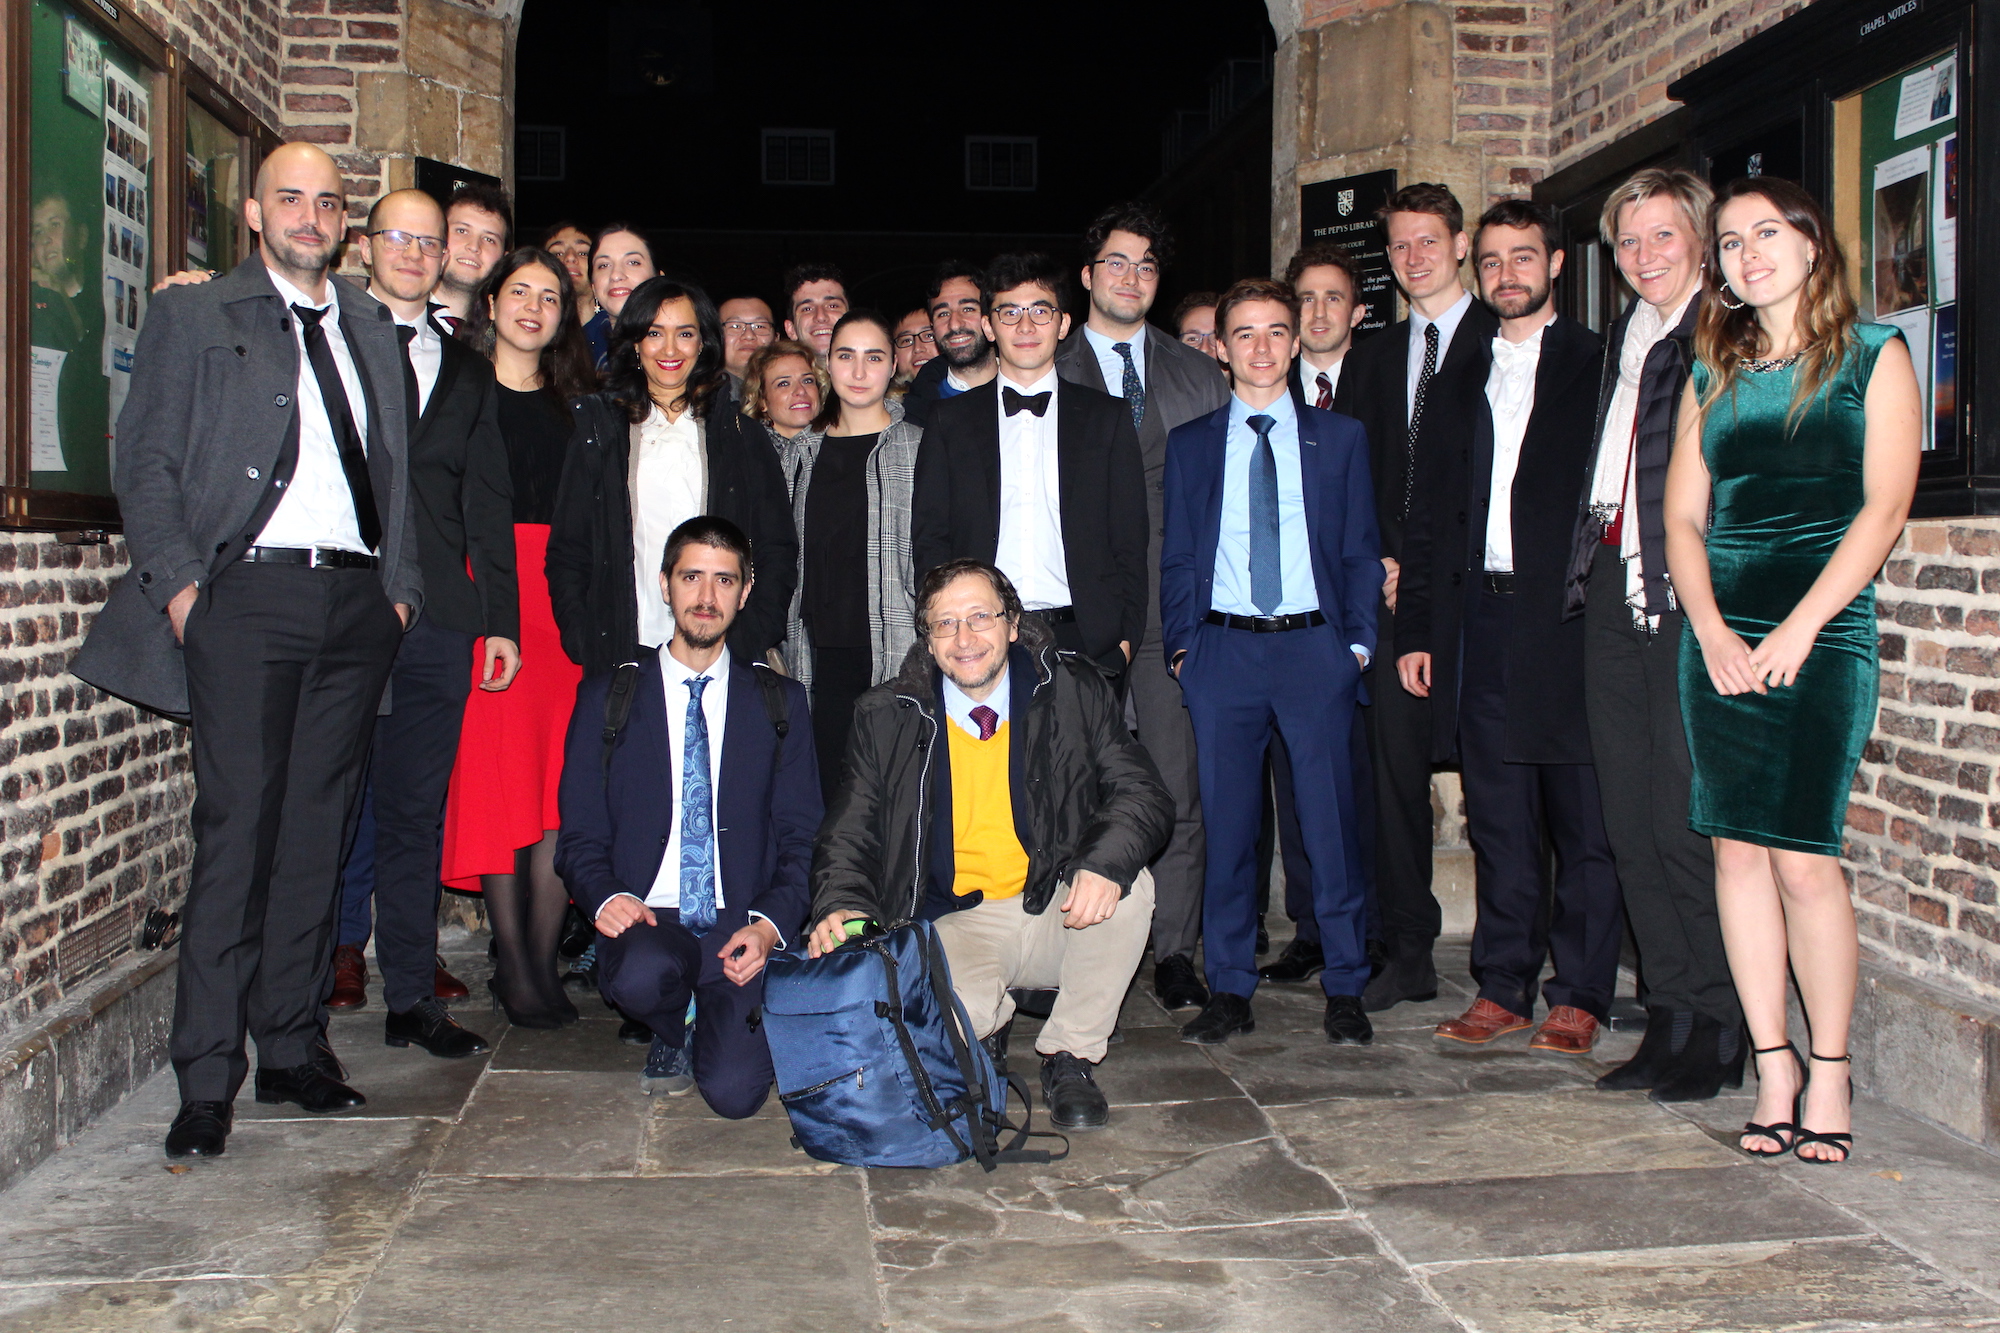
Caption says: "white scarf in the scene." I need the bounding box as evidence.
[1589,293,1694,628]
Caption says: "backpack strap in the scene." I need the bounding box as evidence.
[751,661,791,740]
[600,661,643,776]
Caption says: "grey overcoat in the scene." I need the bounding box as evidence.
[70,257,423,717]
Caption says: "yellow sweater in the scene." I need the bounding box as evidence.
[946,718,1027,900]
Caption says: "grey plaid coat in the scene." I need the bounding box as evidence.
[773,400,922,700]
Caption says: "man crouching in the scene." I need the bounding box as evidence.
[808,559,1171,1130]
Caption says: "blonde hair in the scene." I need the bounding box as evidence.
[1598,167,1715,248]
[740,339,826,423]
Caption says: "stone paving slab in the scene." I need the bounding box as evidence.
[1207,1023,1599,1105]
[430,1070,651,1176]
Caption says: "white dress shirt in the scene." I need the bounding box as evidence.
[943,668,1011,738]
[631,404,705,649]
[1590,293,1695,623]
[256,269,371,554]
[1483,321,1549,573]
[1301,354,1345,405]
[644,643,730,911]
[1407,288,1476,421]
[1083,323,1146,397]
[397,306,443,416]
[993,368,1072,610]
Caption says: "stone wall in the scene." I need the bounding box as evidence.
[126,0,285,132]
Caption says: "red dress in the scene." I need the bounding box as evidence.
[440,522,582,889]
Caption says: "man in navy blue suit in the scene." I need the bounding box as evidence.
[1162,278,1384,1048]
[556,516,821,1115]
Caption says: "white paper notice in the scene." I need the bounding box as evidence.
[30,348,68,472]
[1874,145,1930,190]
[1894,55,1956,139]
[1882,307,1933,447]
[1933,134,1958,303]
[100,64,150,462]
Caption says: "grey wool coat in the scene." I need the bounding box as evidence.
[71,257,423,718]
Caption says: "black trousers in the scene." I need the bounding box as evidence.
[1365,597,1440,958]
[1584,544,1740,1024]
[1460,585,1624,1020]
[1130,619,1205,963]
[811,645,873,809]
[358,615,475,1014]
[174,562,403,1102]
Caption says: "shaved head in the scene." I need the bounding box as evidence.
[252,141,343,203]
[367,187,443,235]
[246,142,348,292]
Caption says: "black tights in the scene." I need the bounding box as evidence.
[482,831,577,1023]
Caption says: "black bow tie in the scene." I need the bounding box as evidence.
[1003,387,1051,418]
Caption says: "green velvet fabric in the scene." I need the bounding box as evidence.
[1678,322,1902,855]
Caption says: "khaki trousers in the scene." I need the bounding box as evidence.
[932,870,1155,1064]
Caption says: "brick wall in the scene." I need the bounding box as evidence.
[1848,519,2000,1006]
[128,0,285,133]
[0,540,194,1033]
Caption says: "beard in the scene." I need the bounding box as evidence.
[264,227,335,279]
[1487,279,1551,321]
[439,263,483,297]
[940,327,992,369]
[676,607,726,650]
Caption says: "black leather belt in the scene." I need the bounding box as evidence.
[1032,605,1077,624]
[1203,610,1326,633]
[242,545,380,570]
[1482,572,1516,595]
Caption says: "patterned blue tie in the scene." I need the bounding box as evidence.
[1114,341,1146,431]
[679,676,716,933]
[1247,414,1282,614]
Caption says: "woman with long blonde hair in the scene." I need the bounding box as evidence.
[1663,177,1922,1164]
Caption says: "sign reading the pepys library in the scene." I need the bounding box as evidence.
[1300,169,1397,339]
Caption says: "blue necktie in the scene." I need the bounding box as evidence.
[1114,341,1145,430]
[1247,414,1281,614]
[679,676,716,933]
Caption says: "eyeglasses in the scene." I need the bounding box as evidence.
[992,303,1059,326]
[894,329,936,349]
[926,610,1005,639]
[369,229,444,257]
[1093,256,1159,281]
[723,320,774,336]
[1181,331,1216,349]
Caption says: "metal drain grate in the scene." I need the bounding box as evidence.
[57,904,134,987]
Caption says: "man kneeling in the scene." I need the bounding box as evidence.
[808,560,1171,1130]
[557,517,820,1114]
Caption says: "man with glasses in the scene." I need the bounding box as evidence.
[901,260,997,427]
[912,253,1148,689]
[892,308,937,386]
[807,559,1172,1131]
[718,295,777,405]
[1054,203,1231,1014]
[782,262,849,358]
[432,182,510,334]
[1173,292,1225,365]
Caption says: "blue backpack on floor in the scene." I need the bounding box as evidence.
[762,919,1067,1171]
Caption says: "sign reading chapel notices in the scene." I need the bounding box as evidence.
[1300,170,1397,340]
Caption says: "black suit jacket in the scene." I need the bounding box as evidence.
[1332,297,1502,558]
[910,377,1149,668]
[407,325,519,641]
[1395,314,1606,765]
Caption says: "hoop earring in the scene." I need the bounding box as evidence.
[1717,289,1746,311]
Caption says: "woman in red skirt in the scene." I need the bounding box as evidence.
[445,247,598,1026]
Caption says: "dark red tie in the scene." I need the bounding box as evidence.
[969,705,998,741]
[1315,371,1333,411]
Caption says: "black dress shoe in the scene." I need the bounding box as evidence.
[385,998,492,1058]
[982,1017,1014,1079]
[1258,937,1325,984]
[1650,1014,1747,1103]
[1041,1051,1109,1130]
[1361,951,1439,1012]
[309,1032,348,1082]
[255,1062,368,1113]
[1596,1007,1676,1091]
[1153,954,1210,1011]
[1256,922,1270,956]
[1179,992,1254,1045]
[164,1101,233,1158]
[1324,994,1374,1045]
[618,1016,653,1045]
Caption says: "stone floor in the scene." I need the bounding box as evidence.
[1,929,1997,1332]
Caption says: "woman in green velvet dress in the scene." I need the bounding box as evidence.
[1664,178,1921,1166]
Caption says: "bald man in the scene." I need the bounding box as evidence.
[75,143,425,1160]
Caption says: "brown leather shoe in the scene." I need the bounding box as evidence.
[328,945,368,1010]
[433,956,470,1001]
[1529,1005,1600,1056]
[1434,998,1532,1045]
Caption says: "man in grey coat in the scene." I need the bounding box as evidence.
[1055,202,1230,1014]
[71,143,423,1160]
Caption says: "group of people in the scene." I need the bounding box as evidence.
[74,138,1916,1171]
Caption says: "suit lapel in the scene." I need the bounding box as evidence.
[1195,406,1229,578]
[417,332,463,436]
[1054,385,1091,563]
[971,383,1003,547]
[717,657,762,822]
[1062,334,1109,393]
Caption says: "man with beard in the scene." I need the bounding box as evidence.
[1054,202,1229,1015]
[72,143,423,1158]
[1393,200,1619,1057]
[558,517,819,1111]
[900,260,997,427]
[781,262,849,358]
[431,182,510,334]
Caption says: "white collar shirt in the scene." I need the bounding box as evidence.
[1483,320,1550,573]
[1591,293,1695,621]
[255,268,371,554]
[1407,288,1475,421]
[992,367,1071,610]
[1301,354,1345,407]
[1083,323,1146,398]
[942,666,1012,738]
[644,643,732,914]
[393,302,444,416]
[631,404,705,650]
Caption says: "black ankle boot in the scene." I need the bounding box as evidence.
[1595,1006,1679,1092]
[1650,1013,1746,1103]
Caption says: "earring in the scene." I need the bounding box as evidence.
[1717,288,1745,310]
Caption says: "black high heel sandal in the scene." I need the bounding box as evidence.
[1740,1042,1803,1157]
[1794,1052,1854,1165]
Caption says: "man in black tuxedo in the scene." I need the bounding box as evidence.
[1054,204,1229,1013]
[71,144,423,1159]
[911,252,1148,685]
[1334,183,1498,1012]
[326,188,520,1057]
[1394,200,1621,1057]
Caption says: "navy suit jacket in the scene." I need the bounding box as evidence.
[1159,399,1384,667]
[554,647,821,941]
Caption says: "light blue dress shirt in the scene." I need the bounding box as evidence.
[1212,393,1316,618]
[1083,323,1146,397]
[942,668,1012,738]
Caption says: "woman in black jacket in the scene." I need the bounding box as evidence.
[545,276,797,676]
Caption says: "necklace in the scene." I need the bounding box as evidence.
[1742,351,1802,373]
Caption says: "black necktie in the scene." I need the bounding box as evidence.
[397,324,421,425]
[1002,387,1051,417]
[1114,341,1145,430]
[291,303,383,551]
[1403,322,1440,521]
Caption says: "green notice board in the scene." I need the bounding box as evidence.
[27,0,154,497]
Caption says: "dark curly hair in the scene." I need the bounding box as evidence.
[604,276,727,424]
[467,246,600,405]
[1081,200,1175,267]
